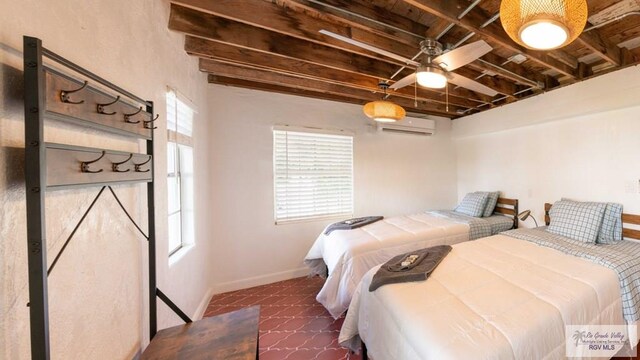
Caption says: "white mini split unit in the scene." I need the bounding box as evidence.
[377,116,436,136]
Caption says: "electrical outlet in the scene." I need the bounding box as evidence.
[625,181,636,194]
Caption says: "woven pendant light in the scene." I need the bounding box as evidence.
[500,0,588,50]
[363,100,406,123]
[363,83,406,123]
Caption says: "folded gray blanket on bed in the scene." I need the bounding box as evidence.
[369,245,452,291]
[324,216,384,235]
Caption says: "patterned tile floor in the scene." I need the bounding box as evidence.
[202,276,640,360]
[203,276,362,360]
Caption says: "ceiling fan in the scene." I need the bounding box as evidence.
[319,30,499,97]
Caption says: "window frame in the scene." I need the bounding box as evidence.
[166,89,195,257]
[272,126,355,224]
[167,142,184,256]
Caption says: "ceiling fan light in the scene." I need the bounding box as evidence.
[363,100,406,122]
[500,0,587,50]
[416,65,447,89]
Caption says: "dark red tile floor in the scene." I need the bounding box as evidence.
[203,276,362,360]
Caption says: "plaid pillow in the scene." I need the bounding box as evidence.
[548,200,607,243]
[455,192,489,218]
[560,198,623,244]
[476,191,500,217]
[597,203,623,244]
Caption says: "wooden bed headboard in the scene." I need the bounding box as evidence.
[496,197,519,229]
[544,203,640,240]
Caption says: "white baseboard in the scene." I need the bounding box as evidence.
[193,287,215,320]
[212,267,309,295]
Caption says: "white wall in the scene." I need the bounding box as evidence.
[453,65,640,227]
[0,0,213,358]
[207,85,457,293]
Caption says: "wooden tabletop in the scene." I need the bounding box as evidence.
[141,305,260,360]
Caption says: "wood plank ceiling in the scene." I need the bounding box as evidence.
[168,0,640,118]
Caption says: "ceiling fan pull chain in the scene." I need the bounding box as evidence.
[446,83,449,112]
[414,75,418,107]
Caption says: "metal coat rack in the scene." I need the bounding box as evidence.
[23,36,190,360]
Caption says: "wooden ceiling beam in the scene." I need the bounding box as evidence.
[203,62,463,117]
[185,35,498,103]
[623,47,639,65]
[274,0,427,46]
[473,51,549,88]
[167,0,640,118]
[396,0,578,78]
[325,2,541,95]
[170,8,402,79]
[201,57,475,110]
[576,30,622,67]
[209,75,373,108]
[197,48,479,109]
[436,31,556,90]
[172,0,526,95]
[171,2,527,100]
[452,66,517,97]
[170,0,417,64]
[467,61,531,88]
[209,75,459,116]
[424,17,455,39]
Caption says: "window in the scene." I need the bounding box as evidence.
[166,89,195,256]
[273,128,353,223]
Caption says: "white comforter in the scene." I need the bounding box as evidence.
[305,213,470,318]
[339,234,627,360]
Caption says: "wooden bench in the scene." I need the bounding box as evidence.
[141,306,260,360]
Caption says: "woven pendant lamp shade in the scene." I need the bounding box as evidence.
[363,100,406,122]
[500,0,588,50]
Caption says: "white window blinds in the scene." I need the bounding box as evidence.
[274,129,354,223]
[166,89,194,139]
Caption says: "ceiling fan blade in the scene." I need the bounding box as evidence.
[433,40,492,71]
[319,29,420,66]
[448,72,499,97]
[389,73,417,90]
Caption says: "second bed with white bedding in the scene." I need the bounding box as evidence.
[339,229,640,359]
[305,211,515,318]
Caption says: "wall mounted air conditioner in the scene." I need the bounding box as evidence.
[377,116,436,136]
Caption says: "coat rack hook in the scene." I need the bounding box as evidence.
[80,150,105,173]
[97,95,120,115]
[124,107,143,124]
[134,155,152,173]
[112,153,133,173]
[144,114,159,129]
[60,80,88,104]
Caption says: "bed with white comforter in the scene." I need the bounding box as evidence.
[305,211,515,318]
[339,229,640,359]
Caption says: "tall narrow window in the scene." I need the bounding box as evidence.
[166,89,195,256]
[273,128,354,223]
